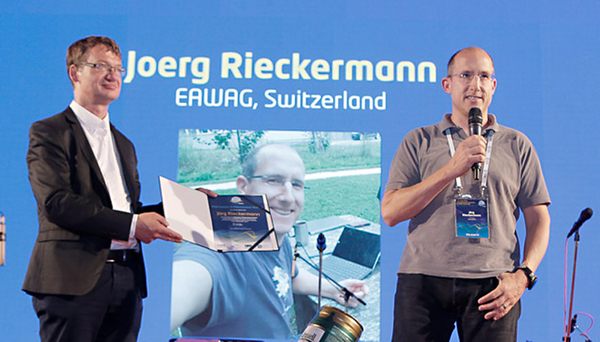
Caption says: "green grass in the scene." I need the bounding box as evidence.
[178,140,380,185]
[295,142,380,173]
[301,174,380,223]
[178,148,242,184]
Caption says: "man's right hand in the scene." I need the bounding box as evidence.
[382,135,487,227]
[445,135,487,179]
[135,212,183,244]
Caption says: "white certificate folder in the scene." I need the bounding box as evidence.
[159,176,278,252]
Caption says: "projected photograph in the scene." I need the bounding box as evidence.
[170,129,381,341]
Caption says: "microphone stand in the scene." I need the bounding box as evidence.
[564,231,581,342]
[294,253,366,311]
[0,213,5,266]
[291,243,298,277]
[563,208,593,342]
[317,233,326,309]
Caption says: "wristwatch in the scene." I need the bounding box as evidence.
[513,265,537,290]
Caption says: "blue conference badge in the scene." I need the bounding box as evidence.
[455,198,489,238]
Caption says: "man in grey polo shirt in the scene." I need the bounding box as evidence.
[381,47,551,341]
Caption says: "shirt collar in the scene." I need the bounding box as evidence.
[70,100,111,136]
[440,113,500,135]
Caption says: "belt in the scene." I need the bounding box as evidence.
[106,249,140,263]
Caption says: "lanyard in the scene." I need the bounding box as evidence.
[445,128,494,195]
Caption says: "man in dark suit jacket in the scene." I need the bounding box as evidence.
[23,36,186,342]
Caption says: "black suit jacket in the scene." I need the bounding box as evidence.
[23,107,155,297]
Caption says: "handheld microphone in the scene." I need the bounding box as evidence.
[567,208,593,238]
[317,233,326,308]
[468,107,483,181]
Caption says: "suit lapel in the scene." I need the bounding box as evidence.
[65,107,140,211]
[112,126,139,211]
[64,108,111,200]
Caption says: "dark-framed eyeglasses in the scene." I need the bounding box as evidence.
[79,62,126,77]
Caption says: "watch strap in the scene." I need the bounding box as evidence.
[513,265,537,290]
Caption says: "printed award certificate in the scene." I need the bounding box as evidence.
[159,176,278,252]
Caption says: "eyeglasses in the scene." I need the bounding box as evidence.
[79,62,126,77]
[448,72,495,85]
[249,175,308,191]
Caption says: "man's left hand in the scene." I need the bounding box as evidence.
[477,271,528,320]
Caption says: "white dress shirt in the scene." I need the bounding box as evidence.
[70,100,138,249]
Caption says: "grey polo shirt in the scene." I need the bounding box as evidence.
[385,114,550,278]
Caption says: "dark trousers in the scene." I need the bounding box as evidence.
[32,259,143,342]
[392,273,520,342]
